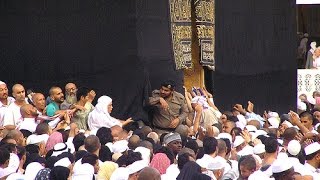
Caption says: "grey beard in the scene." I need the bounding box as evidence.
[66,94,77,104]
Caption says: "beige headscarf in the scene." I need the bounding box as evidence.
[97,161,118,180]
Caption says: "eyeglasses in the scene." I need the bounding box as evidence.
[67,88,77,92]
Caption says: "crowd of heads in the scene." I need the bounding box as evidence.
[0,80,320,180]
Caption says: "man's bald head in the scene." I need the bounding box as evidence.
[111,125,123,141]
[49,86,61,96]
[12,84,23,92]
[139,140,153,154]
[141,126,152,137]
[12,84,25,102]
[138,167,161,180]
[32,93,46,111]
[65,83,76,89]
[175,124,189,137]
[20,104,38,118]
[6,130,25,146]
[84,135,101,153]
[49,86,64,103]
[128,135,141,150]
[147,132,159,143]
[217,139,227,155]
[247,120,260,130]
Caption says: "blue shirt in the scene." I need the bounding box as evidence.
[46,102,59,117]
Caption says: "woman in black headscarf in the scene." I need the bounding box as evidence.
[176,161,202,180]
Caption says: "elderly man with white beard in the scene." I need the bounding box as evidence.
[61,83,78,110]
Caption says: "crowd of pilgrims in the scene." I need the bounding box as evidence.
[0,80,320,180]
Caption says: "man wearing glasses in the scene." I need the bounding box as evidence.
[61,83,78,110]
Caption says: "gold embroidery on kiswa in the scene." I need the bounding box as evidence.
[194,0,215,67]
[169,0,192,69]
[170,0,192,22]
[195,0,214,22]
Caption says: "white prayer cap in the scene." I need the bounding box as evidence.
[297,99,307,111]
[233,136,244,148]
[217,133,232,143]
[245,125,257,132]
[26,134,49,145]
[196,158,208,168]
[207,161,224,171]
[54,157,71,168]
[8,153,20,171]
[25,162,44,180]
[0,81,6,85]
[236,121,245,130]
[272,153,292,173]
[127,160,148,175]
[237,115,247,127]
[106,142,114,153]
[112,140,129,153]
[304,142,320,155]
[134,147,151,164]
[268,112,279,118]
[253,144,265,155]
[249,170,274,180]
[255,130,268,136]
[72,163,94,180]
[287,140,301,156]
[251,133,259,141]
[267,117,280,128]
[6,173,25,180]
[238,146,254,156]
[52,143,69,157]
[307,97,315,105]
[281,120,293,128]
[110,167,129,180]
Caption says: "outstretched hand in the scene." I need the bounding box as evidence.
[247,101,254,113]
[288,111,300,125]
[233,104,246,114]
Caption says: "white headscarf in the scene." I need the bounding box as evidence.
[25,162,44,180]
[72,163,94,180]
[88,96,121,130]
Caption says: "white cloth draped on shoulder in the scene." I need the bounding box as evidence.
[88,96,121,131]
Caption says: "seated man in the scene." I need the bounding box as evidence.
[149,80,188,134]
